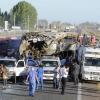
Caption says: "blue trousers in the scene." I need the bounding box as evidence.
[37,77,43,90]
[29,82,36,96]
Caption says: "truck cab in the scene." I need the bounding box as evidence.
[80,46,100,81]
[41,56,61,80]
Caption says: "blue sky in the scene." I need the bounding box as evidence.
[0,0,100,24]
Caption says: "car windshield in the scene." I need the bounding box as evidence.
[42,61,58,67]
[84,57,100,67]
[0,60,15,67]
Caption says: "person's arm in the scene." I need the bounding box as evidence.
[26,74,29,82]
[34,60,39,67]
[35,74,38,81]
[35,73,39,83]
[55,67,59,74]
[42,68,44,74]
[59,68,62,79]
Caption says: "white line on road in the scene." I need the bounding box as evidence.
[77,83,82,100]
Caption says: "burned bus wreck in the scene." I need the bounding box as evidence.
[19,32,77,59]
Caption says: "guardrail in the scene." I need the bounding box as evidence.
[0,30,27,37]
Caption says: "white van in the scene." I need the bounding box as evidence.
[41,56,61,80]
[0,57,26,79]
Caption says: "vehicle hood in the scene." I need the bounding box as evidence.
[43,67,55,71]
[6,67,15,72]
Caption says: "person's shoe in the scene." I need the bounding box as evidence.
[29,94,31,96]
[31,95,34,97]
[61,92,64,95]
[29,94,34,97]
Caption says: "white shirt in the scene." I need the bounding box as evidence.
[54,67,60,79]
[60,67,69,78]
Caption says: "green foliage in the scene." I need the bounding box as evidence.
[10,1,37,31]
[0,15,4,27]
[0,9,10,27]
[3,11,10,21]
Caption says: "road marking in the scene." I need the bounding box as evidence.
[77,83,82,100]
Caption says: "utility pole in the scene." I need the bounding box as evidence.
[37,18,38,31]
[14,14,15,27]
[27,15,29,32]
[25,18,27,31]
[14,14,16,35]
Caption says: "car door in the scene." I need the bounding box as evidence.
[15,60,26,77]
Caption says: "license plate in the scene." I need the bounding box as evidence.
[44,76,51,79]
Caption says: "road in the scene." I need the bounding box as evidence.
[0,81,100,100]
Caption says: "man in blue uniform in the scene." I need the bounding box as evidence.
[27,56,38,67]
[36,65,44,90]
[26,67,38,97]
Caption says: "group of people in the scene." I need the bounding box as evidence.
[26,65,44,96]
[26,52,80,97]
[0,51,80,97]
[53,58,80,95]
[26,53,44,97]
[78,33,96,46]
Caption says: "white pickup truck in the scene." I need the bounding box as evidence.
[0,57,26,80]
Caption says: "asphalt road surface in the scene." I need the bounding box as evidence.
[0,81,100,100]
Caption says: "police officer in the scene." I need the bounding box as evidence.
[72,59,80,85]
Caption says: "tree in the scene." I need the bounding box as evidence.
[0,8,1,16]
[0,15,4,27]
[10,1,37,31]
[0,9,4,27]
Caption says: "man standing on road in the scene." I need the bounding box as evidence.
[26,67,38,97]
[60,64,69,95]
[36,64,44,90]
[53,64,60,89]
[72,59,80,85]
[1,64,8,88]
